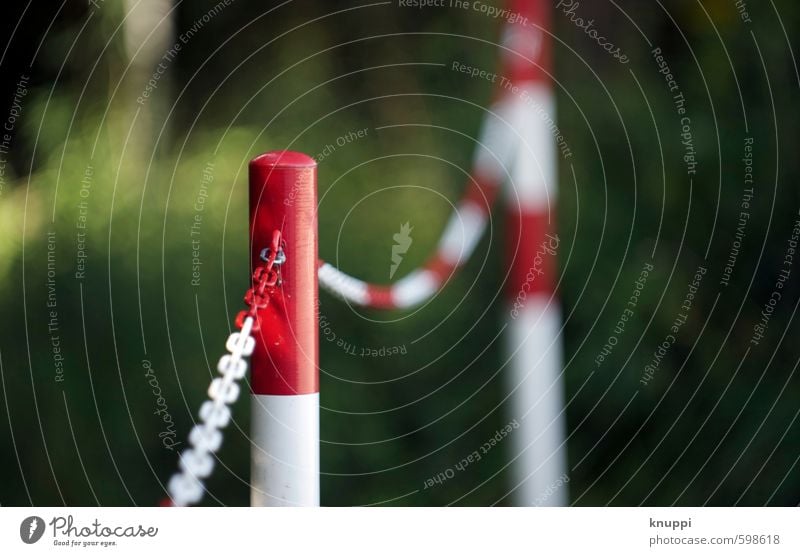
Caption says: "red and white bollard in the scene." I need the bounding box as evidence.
[503,0,568,506]
[249,151,320,506]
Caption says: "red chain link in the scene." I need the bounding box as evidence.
[235,229,283,332]
[160,229,283,507]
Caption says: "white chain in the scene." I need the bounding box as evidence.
[167,316,256,506]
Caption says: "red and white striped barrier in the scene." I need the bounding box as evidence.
[165,0,564,509]
[503,0,567,506]
[315,50,530,309]
[317,0,566,506]
[249,152,320,506]
[318,168,505,310]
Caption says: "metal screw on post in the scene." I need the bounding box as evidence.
[260,247,286,266]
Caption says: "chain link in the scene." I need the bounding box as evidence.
[164,230,283,507]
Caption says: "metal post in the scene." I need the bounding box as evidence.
[249,151,319,506]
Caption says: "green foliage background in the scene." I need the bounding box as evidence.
[0,0,797,506]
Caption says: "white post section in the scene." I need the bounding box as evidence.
[507,298,567,506]
[251,394,320,506]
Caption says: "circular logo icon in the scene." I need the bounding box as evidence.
[20,516,45,544]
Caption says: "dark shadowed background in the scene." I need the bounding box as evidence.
[0,0,797,506]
